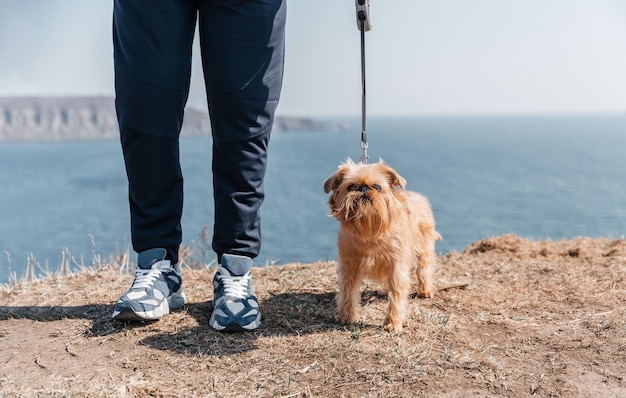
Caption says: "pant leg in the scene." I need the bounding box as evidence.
[113,0,197,263]
[198,0,286,260]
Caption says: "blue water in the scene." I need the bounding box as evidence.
[1,115,625,284]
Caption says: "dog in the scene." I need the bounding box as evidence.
[323,159,441,332]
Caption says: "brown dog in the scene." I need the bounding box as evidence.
[324,159,441,332]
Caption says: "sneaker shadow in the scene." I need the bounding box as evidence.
[140,300,260,356]
[0,304,109,321]
[0,303,130,336]
[0,301,255,353]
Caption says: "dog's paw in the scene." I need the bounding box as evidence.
[419,285,436,298]
[383,317,404,333]
[336,310,358,324]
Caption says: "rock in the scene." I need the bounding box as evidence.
[0,96,332,142]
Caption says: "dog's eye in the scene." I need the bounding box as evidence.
[372,184,382,192]
[347,184,357,192]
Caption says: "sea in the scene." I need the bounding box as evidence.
[1,115,625,284]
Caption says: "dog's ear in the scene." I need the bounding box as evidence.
[324,168,347,193]
[381,164,406,189]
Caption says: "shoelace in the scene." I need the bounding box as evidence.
[217,272,251,299]
[131,268,161,290]
[131,262,170,290]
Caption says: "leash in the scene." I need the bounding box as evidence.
[356,0,371,163]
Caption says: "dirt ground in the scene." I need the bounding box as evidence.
[1,234,625,397]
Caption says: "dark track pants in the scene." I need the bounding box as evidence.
[113,0,286,264]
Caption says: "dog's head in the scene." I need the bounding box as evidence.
[323,159,407,236]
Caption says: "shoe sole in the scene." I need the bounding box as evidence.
[209,312,261,332]
[112,292,186,321]
[213,322,259,333]
[209,319,261,332]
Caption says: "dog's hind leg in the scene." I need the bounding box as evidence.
[416,244,436,298]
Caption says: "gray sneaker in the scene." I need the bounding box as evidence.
[209,254,261,332]
[112,248,186,321]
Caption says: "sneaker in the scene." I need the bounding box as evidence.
[112,248,186,321]
[209,254,261,332]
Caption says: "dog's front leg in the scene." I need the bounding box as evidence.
[383,265,411,332]
[336,261,362,324]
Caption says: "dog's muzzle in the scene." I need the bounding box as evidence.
[353,192,373,207]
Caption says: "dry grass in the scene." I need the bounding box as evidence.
[1,234,626,397]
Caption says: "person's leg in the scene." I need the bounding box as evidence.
[200,0,286,260]
[114,0,197,264]
[112,0,196,321]
[198,0,286,331]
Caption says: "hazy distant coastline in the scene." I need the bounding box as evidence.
[0,96,334,142]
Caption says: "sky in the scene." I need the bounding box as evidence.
[1,0,626,116]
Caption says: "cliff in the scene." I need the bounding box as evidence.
[1,235,626,396]
[0,97,332,142]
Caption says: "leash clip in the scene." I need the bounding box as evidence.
[359,139,369,164]
[355,0,372,32]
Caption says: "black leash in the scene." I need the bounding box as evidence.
[356,0,371,163]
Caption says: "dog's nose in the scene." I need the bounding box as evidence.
[359,185,369,193]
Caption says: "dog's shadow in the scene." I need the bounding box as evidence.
[258,291,339,334]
